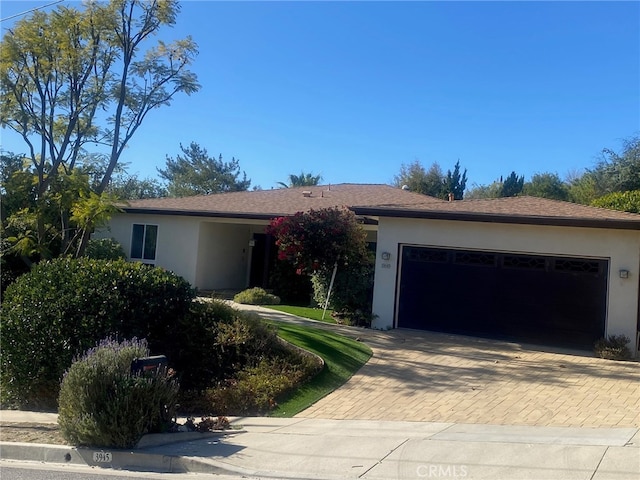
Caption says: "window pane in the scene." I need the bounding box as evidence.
[131,224,144,259]
[143,225,158,260]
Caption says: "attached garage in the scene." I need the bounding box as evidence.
[397,246,608,349]
[358,196,640,355]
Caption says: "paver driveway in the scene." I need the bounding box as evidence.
[299,326,640,428]
[232,304,639,428]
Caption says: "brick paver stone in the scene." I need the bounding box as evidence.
[298,328,640,428]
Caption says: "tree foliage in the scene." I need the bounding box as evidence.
[591,190,640,213]
[157,142,250,196]
[394,160,467,199]
[0,0,199,256]
[277,171,323,188]
[569,136,640,204]
[501,171,525,197]
[107,173,167,200]
[443,161,467,200]
[522,172,569,201]
[393,160,444,197]
[266,207,368,273]
[266,207,373,321]
[464,181,500,199]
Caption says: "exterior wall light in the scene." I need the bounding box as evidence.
[619,269,630,279]
[381,252,391,261]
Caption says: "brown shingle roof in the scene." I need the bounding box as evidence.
[122,183,442,218]
[121,183,640,230]
[353,195,640,230]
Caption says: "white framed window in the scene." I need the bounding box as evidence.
[131,224,158,261]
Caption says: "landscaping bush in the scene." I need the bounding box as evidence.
[172,301,322,414]
[594,335,632,360]
[172,301,276,392]
[202,355,321,415]
[0,258,194,409]
[58,337,179,448]
[84,238,127,260]
[233,287,280,305]
[310,259,375,327]
[269,260,313,305]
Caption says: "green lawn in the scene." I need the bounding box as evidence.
[269,322,372,417]
[264,305,336,323]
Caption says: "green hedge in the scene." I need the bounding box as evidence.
[1,258,194,409]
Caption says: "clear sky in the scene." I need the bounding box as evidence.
[1,1,639,191]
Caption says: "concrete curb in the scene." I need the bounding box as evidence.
[0,436,246,476]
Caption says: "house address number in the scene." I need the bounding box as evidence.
[381,263,392,269]
[93,451,112,463]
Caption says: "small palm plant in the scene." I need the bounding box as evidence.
[277,171,322,188]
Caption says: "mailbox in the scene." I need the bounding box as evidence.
[130,355,168,376]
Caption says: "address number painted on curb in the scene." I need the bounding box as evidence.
[93,451,113,463]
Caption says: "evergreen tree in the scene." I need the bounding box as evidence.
[443,160,468,200]
[501,172,525,197]
[157,142,250,197]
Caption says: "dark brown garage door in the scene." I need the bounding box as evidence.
[397,246,608,349]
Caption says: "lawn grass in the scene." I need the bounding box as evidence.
[269,322,372,417]
[265,304,336,323]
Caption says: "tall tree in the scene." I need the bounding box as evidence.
[501,171,525,197]
[522,172,569,201]
[443,160,467,200]
[158,142,251,197]
[393,160,445,197]
[569,135,640,204]
[1,0,199,256]
[592,136,640,194]
[277,171,322,188]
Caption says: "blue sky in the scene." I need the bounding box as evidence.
[1,1,638,191]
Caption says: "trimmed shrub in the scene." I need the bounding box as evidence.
[1,258,194,409]
[58,337,179,448]
[84,238,127,260]
[594,335,632,360]
[233,287,280,305]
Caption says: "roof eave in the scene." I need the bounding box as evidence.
[122,207,280,221]
[122,207,378,225]
[351,207,640,231]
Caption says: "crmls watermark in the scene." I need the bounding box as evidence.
[416,464,468,478]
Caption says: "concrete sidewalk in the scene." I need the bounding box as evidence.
[1,412,639,479]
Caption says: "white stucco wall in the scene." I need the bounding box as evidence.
[195,222,253,290]
[98,215,271,291]
[371,217,640,352]
[97,213,201,286]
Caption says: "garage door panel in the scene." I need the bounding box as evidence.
[397,247,607,349]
